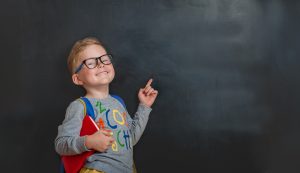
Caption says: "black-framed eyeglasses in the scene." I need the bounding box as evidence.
[74,54,113,73]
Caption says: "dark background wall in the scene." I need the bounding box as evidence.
[1,0,300,172]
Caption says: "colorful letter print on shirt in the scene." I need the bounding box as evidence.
[95,100,132,152]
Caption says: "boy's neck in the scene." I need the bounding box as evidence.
[84,85,110,99]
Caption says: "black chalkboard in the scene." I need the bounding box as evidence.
[1,0,300,172]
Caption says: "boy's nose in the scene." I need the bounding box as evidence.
[97,62,104,68]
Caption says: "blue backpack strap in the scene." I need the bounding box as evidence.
[79,97,96,120]
[60,160,65,173]
[111,94,126,109]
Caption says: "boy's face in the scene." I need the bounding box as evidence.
[72,44,115,88]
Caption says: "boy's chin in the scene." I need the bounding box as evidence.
[98,78,114,85]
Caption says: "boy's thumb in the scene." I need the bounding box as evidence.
[101,129,113,136]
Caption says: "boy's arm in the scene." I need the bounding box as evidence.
[54,100,89,155]
[131,78,158,145]
[130,103,152,145]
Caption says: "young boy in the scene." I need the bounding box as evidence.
[55,37,158,173]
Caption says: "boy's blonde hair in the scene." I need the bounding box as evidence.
[67,37,104,74]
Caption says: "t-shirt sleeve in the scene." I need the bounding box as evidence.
[129,103,152,146]
[54,100,90,155]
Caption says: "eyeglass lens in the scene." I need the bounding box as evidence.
[84,55,112,69]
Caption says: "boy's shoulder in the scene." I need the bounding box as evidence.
[63,98,86,121]
[66,98,85,110]
[69,98,84,104]
[110,94,126,108]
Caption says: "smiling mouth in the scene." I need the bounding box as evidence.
[96,71,108,76]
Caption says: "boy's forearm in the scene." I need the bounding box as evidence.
[54,136,89,155]
[131,103,152,145]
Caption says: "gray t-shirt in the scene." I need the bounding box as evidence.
[55,95,152,173]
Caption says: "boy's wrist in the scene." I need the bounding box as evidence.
[84,135,92,150]
[139,102,151,108]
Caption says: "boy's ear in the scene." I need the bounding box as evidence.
[72,73,83,85]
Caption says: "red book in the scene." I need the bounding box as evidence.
[62,115,99,173]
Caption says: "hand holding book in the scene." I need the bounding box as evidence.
[85,128,114,152]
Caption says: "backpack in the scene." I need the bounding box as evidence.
[60,95,126,173]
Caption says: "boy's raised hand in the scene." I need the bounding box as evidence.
[85,129,114,152]
[138,78,158,108]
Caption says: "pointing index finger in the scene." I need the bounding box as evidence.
[145,78,153,88]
